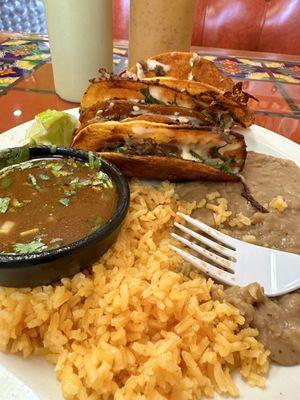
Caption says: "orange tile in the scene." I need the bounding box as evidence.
[14,63,55,92]
[0,90,79,134]
[239,81,292,113]
[280,83,300,106]
[254,114,300,144]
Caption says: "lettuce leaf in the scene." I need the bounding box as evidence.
[26,109,79,147]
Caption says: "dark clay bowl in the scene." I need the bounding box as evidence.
[0,146,130,287]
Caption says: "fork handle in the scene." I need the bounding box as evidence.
[266,250,300,297]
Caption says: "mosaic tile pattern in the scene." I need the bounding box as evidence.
[263,61,300,83]
[0,38,299,119]
[201,56,300,84]
[202,56,270,81]
[0,39,50,60]
[113,47,128,73]
[0,58,41,91]
[0,36,299,142]
[0,40,129,91]
[1,38,300,89]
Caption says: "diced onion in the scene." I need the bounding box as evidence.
[0,221,15,234]
[20,228,39,237]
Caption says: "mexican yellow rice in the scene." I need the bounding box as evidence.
[0,181,269,399]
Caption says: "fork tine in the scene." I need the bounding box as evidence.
[169,245,235,285]
[177,212,236,250]
[174,222,236,260]
[171,232,234,272]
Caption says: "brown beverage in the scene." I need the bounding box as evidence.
[129,0,196,66]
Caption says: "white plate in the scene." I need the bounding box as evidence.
[0,109,299,400]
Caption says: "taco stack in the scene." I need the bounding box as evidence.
[72,52,255,181]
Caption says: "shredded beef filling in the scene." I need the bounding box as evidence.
[102,138,181,158]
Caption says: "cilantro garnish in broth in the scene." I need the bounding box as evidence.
[39,174,50,181]
[1,176,12,188]
[28,173,38,186]
[0,197,10,214]
[13,239,47,254]
[19,161,34,170]
[59,198,70,207]
[0,156,118,254]
[88,151,102,169]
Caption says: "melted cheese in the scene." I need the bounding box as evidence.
[132,126,156,136]
[180,144,209,162]
[146,59,171,73]
[148,86,170,104]
[187,71,194,81]
[189,52,200,68]
[136,63,145,80]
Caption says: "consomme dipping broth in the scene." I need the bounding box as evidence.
[0,157,118,254]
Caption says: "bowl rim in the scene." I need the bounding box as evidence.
[0,145,130,266]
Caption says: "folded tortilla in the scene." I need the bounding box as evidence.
[72,120,246,181]
[127,51,234,91]
[81,75,254,128]
[79,99,217,128]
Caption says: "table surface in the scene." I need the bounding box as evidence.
[0,32,300,143]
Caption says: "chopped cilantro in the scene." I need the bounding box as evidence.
[189,150,235,173]
[114,147,125,153]
[72,174,112,189]
[48,163,63,172]
[47,162,70,177]
[75,179,93,188]
[64,190,76,197]
[216,111,234,129]
[59,198,70,207]
[28,173,38,187]
[91,216,103,232]
[0,197,10,213]
[88,151,94,168]
[52,164,63,171]
[205,159,223,168]
[94,157,101,169]
[189,149,204,161]
[19,161,33,170]
[70,177,79,185]
[1,176,12,188]
[220,158,235,174]
[39,174,50,180]
[140,88,166,105]
[13,239,47,255]
[94,171,113,188]
[88,152,101,169]
[51,169,71,177]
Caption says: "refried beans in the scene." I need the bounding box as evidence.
[176,151,300,366]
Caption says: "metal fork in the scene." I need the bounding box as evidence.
[170,212,300,297]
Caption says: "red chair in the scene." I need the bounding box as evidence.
[113,0,300,55]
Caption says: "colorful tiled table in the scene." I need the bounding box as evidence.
[0,32,300,143]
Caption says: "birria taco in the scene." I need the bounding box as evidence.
[72,120,246,181]
[81,73,254,129]
[127,51,234,91]
[73,51,254,182]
